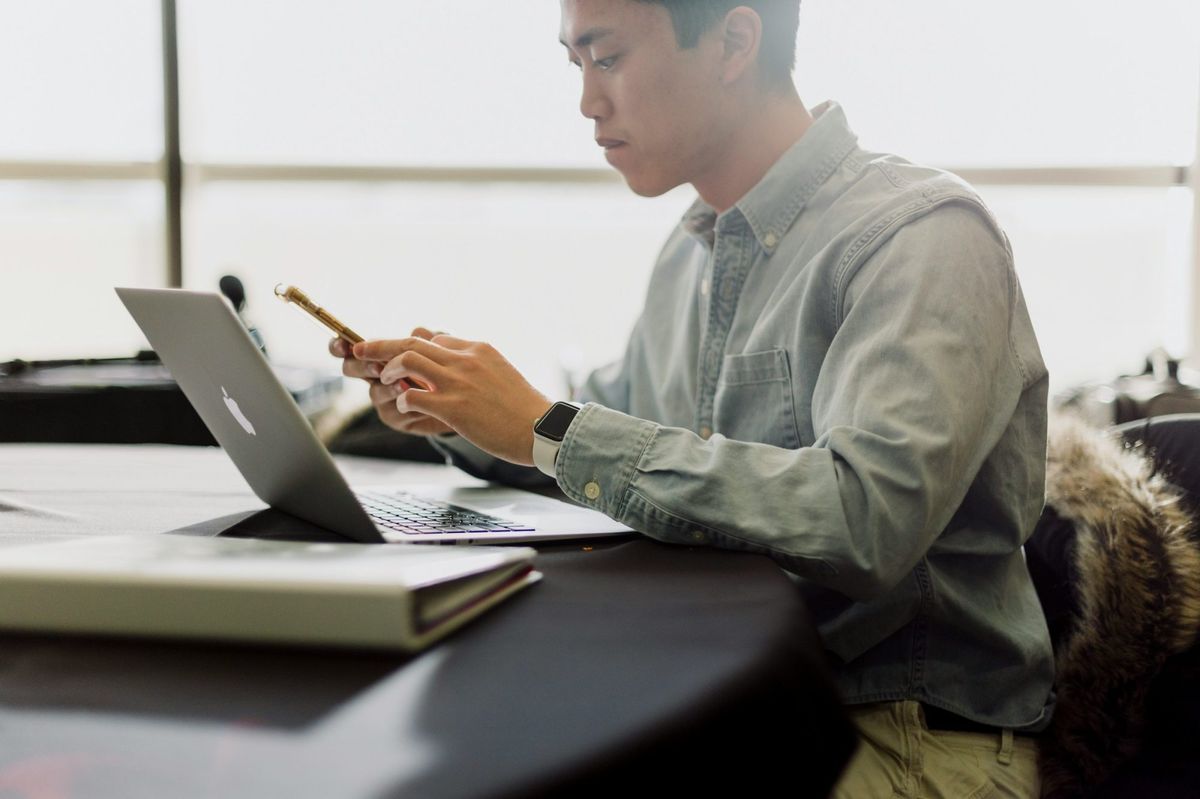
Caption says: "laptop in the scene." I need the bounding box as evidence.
[116,287,633,545]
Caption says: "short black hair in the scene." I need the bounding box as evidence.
[635,1,800,88]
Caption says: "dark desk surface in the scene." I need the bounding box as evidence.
[0,444,855,798]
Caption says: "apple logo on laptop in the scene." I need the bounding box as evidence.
[221,386,256,436]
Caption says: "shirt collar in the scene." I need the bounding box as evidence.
[682,101,859,253]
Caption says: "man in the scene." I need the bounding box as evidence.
[333,1,1053,794]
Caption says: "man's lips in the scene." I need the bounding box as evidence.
[596,138,625,149]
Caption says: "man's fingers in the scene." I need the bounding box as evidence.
[374,390,454,435]
[354,337,455,365]
[411,326,446,341]
[342,357,381,380]
[430,333,471,350]
[329,337,349,358]
[377,402,416,431]
[373,397,448,433]
[395,387,445,419]
[380,350,444,388]
[368,380,402,408]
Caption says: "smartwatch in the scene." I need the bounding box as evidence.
[532,401,582,477]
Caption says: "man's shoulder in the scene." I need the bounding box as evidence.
[830,150,997,229]
[809,149,1010,267]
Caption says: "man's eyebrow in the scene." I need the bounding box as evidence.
[558,27,614,50]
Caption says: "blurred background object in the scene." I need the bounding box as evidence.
[1056,348,1200,427]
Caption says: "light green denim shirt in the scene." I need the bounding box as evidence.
[436,101,1055,730]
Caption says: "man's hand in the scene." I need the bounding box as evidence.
[330,327,455,437]
[352,334,552,466]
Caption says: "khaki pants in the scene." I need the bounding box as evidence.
[831,701,1040,799]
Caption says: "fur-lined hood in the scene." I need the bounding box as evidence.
[1037,414,1200,796]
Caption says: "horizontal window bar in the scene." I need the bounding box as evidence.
[952,165,1188,187]
[0,161,1191,188]
[189,164,621,184]
[0,161,162,180]
[193,163,1194,188]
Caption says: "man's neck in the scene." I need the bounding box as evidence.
[693,89,814,214]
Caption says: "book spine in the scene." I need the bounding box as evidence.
[0,576,416,651]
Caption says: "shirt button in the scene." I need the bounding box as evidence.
[763,232,778,248]
[700,278,709,296]
[690,529,706,542]
[584,481,601,501]
[699,426,712,440]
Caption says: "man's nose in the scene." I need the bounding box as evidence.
[579,68,610,121]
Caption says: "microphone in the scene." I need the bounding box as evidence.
[219,274,268,356]
[219,275,247,314]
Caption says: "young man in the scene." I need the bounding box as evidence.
[333,1,1053,794]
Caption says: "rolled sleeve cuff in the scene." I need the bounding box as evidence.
[556,403,658,520]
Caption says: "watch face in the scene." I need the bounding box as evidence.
[535,403,579,442]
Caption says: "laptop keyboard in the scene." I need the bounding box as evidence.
[357,490,536,536]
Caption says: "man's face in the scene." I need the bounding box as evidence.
[559,0,730,197]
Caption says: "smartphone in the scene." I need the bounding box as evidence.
[274,284,364,345]
[275,284,428,391]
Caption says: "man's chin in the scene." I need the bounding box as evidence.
[618,170,682,199]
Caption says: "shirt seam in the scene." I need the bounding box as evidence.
[907,559,934,693]
[1004,254,1032,386]
[831,195,1029,386]
[831,197,932,323]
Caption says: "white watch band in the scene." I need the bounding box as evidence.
[532,434,561,478]
[532,402,581,478]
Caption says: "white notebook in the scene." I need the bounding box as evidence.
[0,534,540,651]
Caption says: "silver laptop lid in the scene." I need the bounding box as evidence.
[115,287,383,543]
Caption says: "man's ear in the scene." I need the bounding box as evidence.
[718,6,762,86]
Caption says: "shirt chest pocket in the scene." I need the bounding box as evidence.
[712,348,802,449]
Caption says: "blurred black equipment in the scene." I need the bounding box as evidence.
[0,356,340,446]
[0,278,338,445]
[1057,348,1200,426]
[219,274,268,355]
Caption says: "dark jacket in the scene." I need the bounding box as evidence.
[1028,414,1200,797]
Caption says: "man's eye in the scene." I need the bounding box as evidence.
[594,55,617,71]
[569,58,582,70]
